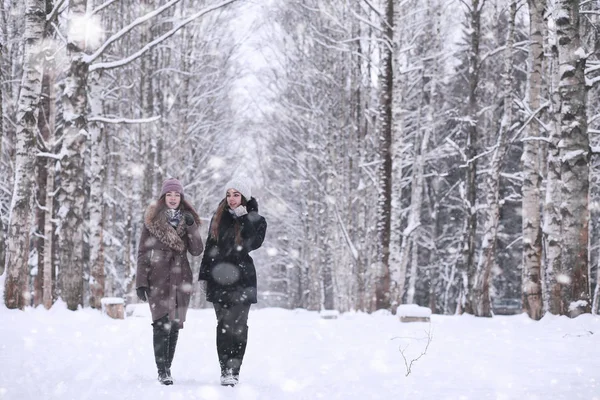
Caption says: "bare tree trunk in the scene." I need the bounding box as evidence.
[554,0,591,317]
[42,161,55,309]
[0,20,5,276]
[375,0,393,311]
[594,245,600,314]
[88,70,105,309]
[4,0,46,309]
[544,12,563,315]
[471,0,516,317]
[522,0,546,320]
[388,0,405,311]
[35,37,57,307]
[58,0,88,310]
[462,0,484,315]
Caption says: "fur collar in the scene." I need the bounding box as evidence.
[144,199,201,253]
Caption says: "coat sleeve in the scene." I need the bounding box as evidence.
[185,222,204,256]
[240,212,267,252]
[136,226,151,289]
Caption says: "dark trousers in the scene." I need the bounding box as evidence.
[152,315,180,374]
[213,303,251,375]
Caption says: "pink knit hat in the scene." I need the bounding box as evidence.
[160,178,184,197]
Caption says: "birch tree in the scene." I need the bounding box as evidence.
[4,0,47,309]
[461,0,485,315]
[522,0,546,320]
[553,0,591,316]
[471,0,516,317]
[543,0,563,315]
[375,0,394,311]
[0,15,5,276]
[388,0,408,312]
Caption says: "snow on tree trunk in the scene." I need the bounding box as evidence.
[522,0,545,320]
[388,0,407,312]
[543,15,563,315]
[3,0,46,309]
[140,8,155,205]
[471,0,516,318]
[594,245,600,314]
[0,27,5,276]
[42,162,55,310]
[405,71,432,305]
[462,0,483,315]
[554,0,591,317]
[57,0,88,311]
[375,0,394,311]
[88,71,105,310]
[36,48,57,309]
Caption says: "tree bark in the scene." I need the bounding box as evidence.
[388,0,407,312]
[462,0,484,315]
[0,21,5,276]
[543,12,563,315]
[88,70,105,310]
[35,31,57,308]
[522,0,545,320]
[554,0,591,317]
[471,0,516,317]
[58,0,88,311]
[375,0,394,311]
[4,0,46,309]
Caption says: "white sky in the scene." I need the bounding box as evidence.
[1,302,599,399]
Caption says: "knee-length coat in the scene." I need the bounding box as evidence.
[136,199,204,327]
[198,197,267,305]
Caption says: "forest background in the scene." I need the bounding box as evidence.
[1,0,599,320]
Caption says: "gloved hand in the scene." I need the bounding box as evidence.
[183,211,195,226]
[136,287,148,302]
[233,205,248,217]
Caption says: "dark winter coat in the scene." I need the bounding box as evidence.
[199,197,267,304]
[136,199,204,327]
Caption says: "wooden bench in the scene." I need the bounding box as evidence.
[397,304,431,323]
[101,297,125,319]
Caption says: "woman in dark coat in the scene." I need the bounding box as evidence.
[136,178,204,385]
[199,178,267,386]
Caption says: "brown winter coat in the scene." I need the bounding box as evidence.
[135,199,204,328]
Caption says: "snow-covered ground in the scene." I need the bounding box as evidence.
[1,303,599,400]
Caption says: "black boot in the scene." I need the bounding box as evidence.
[166,323,179,380]
[153,318,173,385]
[217,326,237,386]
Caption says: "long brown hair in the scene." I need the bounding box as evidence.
[210,196,247,244]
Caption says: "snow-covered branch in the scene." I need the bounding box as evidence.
[91,0,120,16]
[334,206,359,261]
[47,0,67,23]
[90,0,238,71]
[84,0,180,64]
[87,116,161,124]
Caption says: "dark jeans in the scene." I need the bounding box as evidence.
[213,303,251,375]
[152,315,180,373]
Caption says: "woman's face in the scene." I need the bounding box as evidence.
[165,192,181,209]
[226,188,242,209]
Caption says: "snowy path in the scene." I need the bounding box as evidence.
[1,305,599,400]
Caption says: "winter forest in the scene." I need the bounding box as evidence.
[1,0,600,320]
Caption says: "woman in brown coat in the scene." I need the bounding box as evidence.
[136,178,204,385]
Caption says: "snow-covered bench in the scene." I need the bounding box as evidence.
[397,304,431,323]
[320,309,340,319]
[101,297,125,319]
